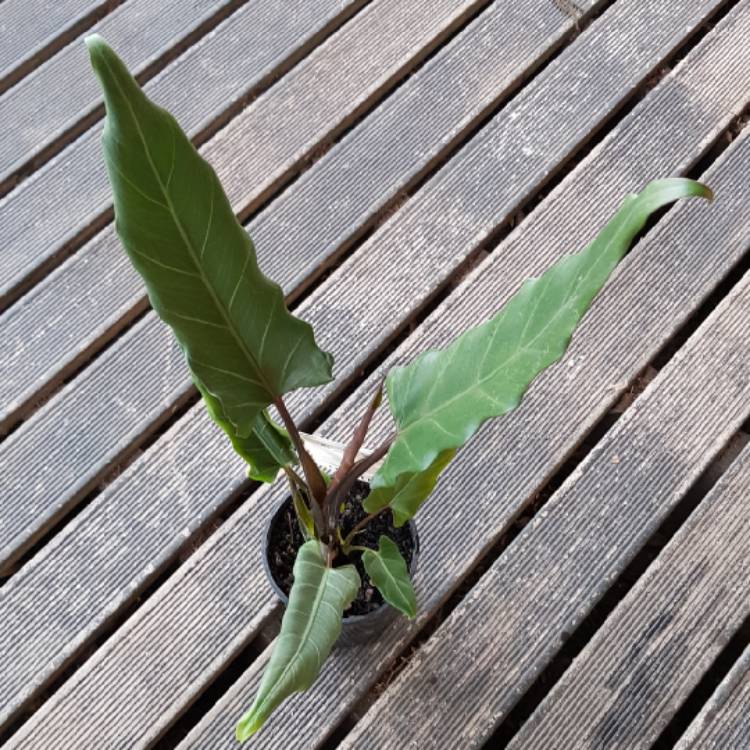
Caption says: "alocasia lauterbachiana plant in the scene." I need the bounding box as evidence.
[86,35,712,741]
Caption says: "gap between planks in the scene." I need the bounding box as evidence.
[333,274,750,750]
[0,0,724,568]
[0,0,384,433]
[675,639,750,748]
[0,0,251,197]
[0,0,489,308]
[502,440,750,750]
[4,0,735,440]
[0,0,127,95]
[484,314,750,746]
[0,0,740,712]
[0,0,592,728]
[179,175,750,748]
[0,0,613,568]
[2,2,748,748]
[0,0,522,434]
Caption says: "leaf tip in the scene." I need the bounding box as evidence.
[84,33,107,62]
[235,712,260,742]
[698,181,714,203]
[84,34,118,88]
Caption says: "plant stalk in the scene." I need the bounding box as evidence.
[327,435,394,549]
[327,382,383,496]
[274,397,328,528]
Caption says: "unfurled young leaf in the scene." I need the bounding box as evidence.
[236,541,359,740]
[362,536,417,618]
[370,179,712,521]
[85,36,333,441]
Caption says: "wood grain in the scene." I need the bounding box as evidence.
[0,0,576,432]
[509,444,750,749]
[0,0,528,571]
[176,110,750,750]
[3,4,748,742]
[0,0,484,306]
[0,0,118,91]
[0,0,234,185]
[1,0,726,569]
[0,0,582,726]
[677,644,750,749]
[336,279,750,750]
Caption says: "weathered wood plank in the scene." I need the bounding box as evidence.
[0,3,580,724]
[0,0,581,432]
[0,0,722,569]
[0,0,597,727]
[507,444,750,749]
[334,295,750,748]
[677,644,750,749]
[174,113,750,750]
[0,0,235,186]
[29,160,750,750]
[0,0,515,567]
[4,7,748,743]
[0,0,115,91]
[0,0,485,307]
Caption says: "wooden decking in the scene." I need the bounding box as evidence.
[1,0,749,747]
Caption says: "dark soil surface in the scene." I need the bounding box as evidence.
[266,481,416,616]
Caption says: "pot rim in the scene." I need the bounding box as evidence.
[262,490,420,625]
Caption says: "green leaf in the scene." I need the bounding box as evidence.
[86,35,333,439]
[362,535,417,618]
[372,179,712,519]
[236,541,359,740]
[363,449,454,525]
[197,377,295,483]
[291,484,316,540]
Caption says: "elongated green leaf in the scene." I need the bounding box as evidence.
[362,535,417,618]
[196,377,295,483]
[86,36,333,439]
[236,541,359,739]
[371,179,712,520]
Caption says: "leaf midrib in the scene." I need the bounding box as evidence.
[396,202,636,437]
[259,556,333,715]
[370,548,410,611]
[101,53,276,401]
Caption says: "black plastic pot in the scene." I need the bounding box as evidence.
[262,492,419,647]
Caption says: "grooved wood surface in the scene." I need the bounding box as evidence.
[0,0,233,183]
[0,0,579,432]
[5,5,748,743]
[677,644,750,748]
[338,276,750,750]
[0,0,482,306]
[177,74,750,750]
[509,444,750,749]
[4,0,749,744]
[0,0,590,722]
[0,0,724,569]
[0,0,510,569]
[0,0,113,86]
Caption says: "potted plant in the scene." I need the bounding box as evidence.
[85,35,711,741]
